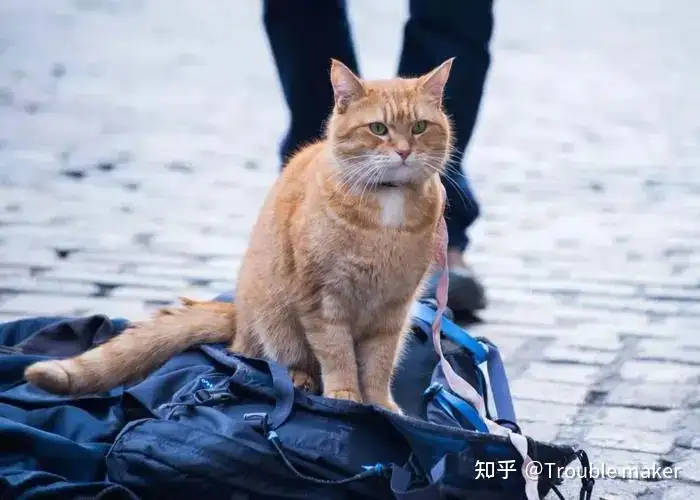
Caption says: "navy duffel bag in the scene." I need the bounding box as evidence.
[105,298,593,500]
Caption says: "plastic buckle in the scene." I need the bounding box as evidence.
[243,412,270,434]
[423,382,443,399]
[193,389,235,406]
[193,389,211,404]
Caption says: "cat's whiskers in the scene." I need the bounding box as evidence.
[343,161,375,202]
[354,163,381,207]
[422,159,474,211]
[329,161,368,199]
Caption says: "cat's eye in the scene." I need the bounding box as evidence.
[412,120,428,134]
[369,122,388,135]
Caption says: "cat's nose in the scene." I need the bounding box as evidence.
[396,148,412,161]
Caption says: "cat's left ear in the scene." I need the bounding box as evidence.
[418,57,455,104]
[330,59,365,113]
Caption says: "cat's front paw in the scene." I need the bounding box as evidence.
[326,389,363,403]
[378,399,403,414]
[289,368,319,393]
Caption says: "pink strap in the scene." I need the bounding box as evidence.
[431,185,538,500]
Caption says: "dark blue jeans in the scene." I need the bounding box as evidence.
[263,0,493,251]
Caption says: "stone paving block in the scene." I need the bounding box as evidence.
[619,361,700,384]
[131,264,239,283]
[675,412,700,449]
[468,322,560,339]
[605,383,696,410]
[644,286,700,303]
[578,296,684,317]
[81,300,153,321]
[108,287,182,303]
[481,288,560,309]
[675,452,700,483]
[40,268,189,290]
[635,339,700,365]
[41,261,126,276]
[0,277,98,296]
[520,361,601,385]
[662,484,700,500]
[511,379,589,405]
[0,294,147,319]
[547,472,660,500]
[0,267,28,278]
[585,426,675,455]
[550,334,624,352]
[476,304,563,329]
[149,234,249,258]
[542,344,618,365]
[550,477,652,500]
[71,250,195,267]
[514,400,580,425]
[598,407,682,433]
[110,286,218,304]
[596,482,654,500]
[477,334,526,361]
[0,248,61,269]
[530,279,640,299]
[519,422,560,442]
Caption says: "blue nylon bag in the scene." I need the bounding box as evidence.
[0,296,593,499]
[102,297,592,500]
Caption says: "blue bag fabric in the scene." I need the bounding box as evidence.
[0,299,592,500]
[0,315,138,499]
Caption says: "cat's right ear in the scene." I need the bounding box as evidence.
[330,59,365,114]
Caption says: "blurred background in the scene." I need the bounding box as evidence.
[1,1,699,497]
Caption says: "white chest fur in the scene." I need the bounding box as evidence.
[377,189,405,227]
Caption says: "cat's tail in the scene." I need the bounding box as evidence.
[24,297,236,395]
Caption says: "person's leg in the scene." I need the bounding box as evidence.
[263,0,360,165]
[398,0,494,311]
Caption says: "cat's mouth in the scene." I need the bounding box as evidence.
[370,163,420,188]
[375,181,401,189]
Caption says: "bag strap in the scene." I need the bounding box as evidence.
[433,385,489,433]
[413,305,517,427]
[267,361,296,429]
[411,302,487,363]
[431,203,540,500]
[479,337,517,426]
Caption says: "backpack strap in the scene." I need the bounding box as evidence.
[432,208,540,500]
[479,337,517,427]
[267,360,296,429]
[413,305,517,428]
[431,383,489,433]
[411,302,488,363]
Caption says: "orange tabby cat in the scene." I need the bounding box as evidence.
[24,58,455,410]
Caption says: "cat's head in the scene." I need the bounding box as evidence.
[325,58,454,189]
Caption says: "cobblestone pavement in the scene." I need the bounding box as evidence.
[1,1,699,498]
